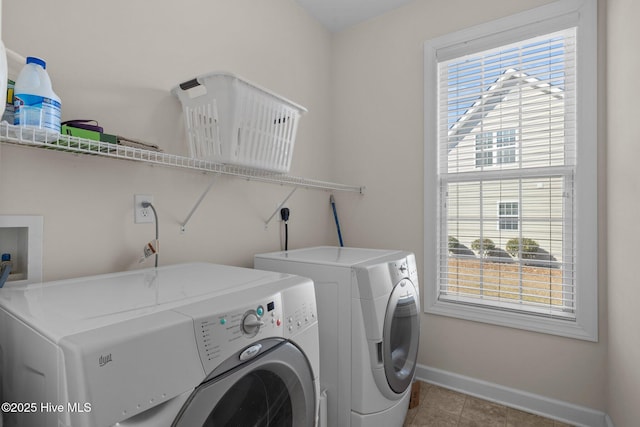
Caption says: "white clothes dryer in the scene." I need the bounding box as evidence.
[255,246,420,427]
[0,262,320,427]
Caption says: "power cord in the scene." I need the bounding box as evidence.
[281,208,290,251]
[142,201,159,267]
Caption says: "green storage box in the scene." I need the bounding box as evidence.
[61,124,118,144]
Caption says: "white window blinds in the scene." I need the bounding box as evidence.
[437,29,577,319]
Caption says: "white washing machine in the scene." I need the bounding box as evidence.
[0,262,320,427]
[255,246,420,427]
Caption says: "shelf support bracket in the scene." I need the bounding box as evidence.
[264,187,298,230]
[180,176,217,232]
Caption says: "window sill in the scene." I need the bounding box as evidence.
[424,298,597,342]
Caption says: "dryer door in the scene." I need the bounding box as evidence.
[172,340,315,427]
[383,279,420,394]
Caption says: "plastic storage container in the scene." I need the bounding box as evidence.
[172,72,306,173]
[0,253,12,288]
[0,41,7,122]
[14,56,61,135]
[2,48,28,124]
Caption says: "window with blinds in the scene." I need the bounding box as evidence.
[424,0,597,340]
[438,29,576,318]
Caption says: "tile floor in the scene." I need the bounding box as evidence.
[404,381,574,427]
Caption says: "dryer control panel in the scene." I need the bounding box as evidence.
[174,276,318,377]
[190,293,284,374]
[281,279,317,340]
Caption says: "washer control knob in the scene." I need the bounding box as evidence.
[241,311,265,337]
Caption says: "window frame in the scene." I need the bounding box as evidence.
[497,201,519,231]
[423,0,598,341]
[474,130,519,168]
[475,132,495,167]
[496,129,518,165]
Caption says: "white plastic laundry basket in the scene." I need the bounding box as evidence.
[172,72,307,173]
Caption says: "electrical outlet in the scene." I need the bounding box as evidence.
[278,205,291,221]
[134,195,154,224]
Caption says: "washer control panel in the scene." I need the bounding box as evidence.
[388,254,419,286]
[193,293,283,374]
[175,278,318,377]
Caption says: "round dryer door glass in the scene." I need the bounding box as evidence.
[205,369,292,426]
[173,340,315,427]
[383,279,420,394]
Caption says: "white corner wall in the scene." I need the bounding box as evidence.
[331,0,607,412]
[606,0,640,425]
[0,0,339,280]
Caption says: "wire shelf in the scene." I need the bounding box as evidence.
[0,123,364,193]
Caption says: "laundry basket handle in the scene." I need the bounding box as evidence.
[179,78,201,91]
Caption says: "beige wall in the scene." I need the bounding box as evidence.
[606,0,640,425]
[331,0,608,411]
[0,0,339,280]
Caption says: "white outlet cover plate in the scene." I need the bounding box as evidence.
[134,195,154,224]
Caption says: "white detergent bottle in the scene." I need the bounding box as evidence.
[14,56,61,136]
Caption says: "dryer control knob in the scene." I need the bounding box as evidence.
[241,311,265,337]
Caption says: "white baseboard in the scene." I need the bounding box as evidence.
[415,364,612,427]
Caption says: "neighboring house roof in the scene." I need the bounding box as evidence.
[447,68,564,152]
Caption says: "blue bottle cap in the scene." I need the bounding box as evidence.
[26,56,46,69]
[1,254,10,262]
